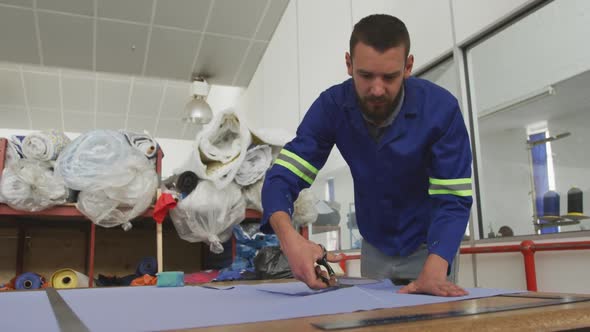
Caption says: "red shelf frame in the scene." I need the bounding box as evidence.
[0,138,162,288]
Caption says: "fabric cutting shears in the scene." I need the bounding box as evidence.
[315,244,338,287]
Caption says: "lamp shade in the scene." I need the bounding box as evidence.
[183,95,213,124]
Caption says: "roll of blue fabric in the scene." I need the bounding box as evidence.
[136,257,158,276]
[15,272,43,290]
[543,190,560,217]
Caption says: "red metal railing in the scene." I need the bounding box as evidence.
[335,240,590,291]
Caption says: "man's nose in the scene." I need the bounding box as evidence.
[370,83,385,97]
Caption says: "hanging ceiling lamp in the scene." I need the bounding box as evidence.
[183,74,213,125]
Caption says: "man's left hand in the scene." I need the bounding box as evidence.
[397,277,468,297]
[397,253,468,297]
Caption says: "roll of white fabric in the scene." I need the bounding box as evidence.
[21,130,70,161]
[179,109,251,189]
[235,145,272,186]
[0,159,67,212]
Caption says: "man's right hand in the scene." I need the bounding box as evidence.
[269,211,342,289]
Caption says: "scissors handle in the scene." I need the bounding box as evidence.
[316,244,336,286]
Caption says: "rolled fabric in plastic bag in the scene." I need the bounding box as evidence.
[178,109,251,189]
[123,131,158,159]
[235,145,272,186]
[15,272,44,290]
[176,171,199,197]
[170,180,245,253]
[136,256,158,276]
[56,130,158,229]
[292,189,319,226]
[0,159,68,212]
[50,269,89,289]
[21,129,70,161]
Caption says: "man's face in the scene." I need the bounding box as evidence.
[346,42,413,125]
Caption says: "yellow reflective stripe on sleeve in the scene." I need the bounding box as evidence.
[280,149,318,175]
[429,177,472,197]
[429,177,472,185]
[428,189,473,197]
[274,159,314,185]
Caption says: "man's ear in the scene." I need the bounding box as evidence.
[345,52,353,76]
[404,54,414,78]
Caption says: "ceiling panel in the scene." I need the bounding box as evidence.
[235,41,268,87]
[37,0,93,16]
[0,6,39,64]
[194,34,249,85]
[0,69,25,106]
[63,111,95,133]
[0,107,28,129]
[159,83,189,118]
[96,113,125,130]
[256,0,289,41]
[145,27,200,81]
[30,109,62,130]
[96,19,148,76]
[61,75,94,113]
[38,12,93,70]
[23,72,60,109]
[96,78,130,114]
[153,0,211,31]
[127,115,156,134]
[0,0,32,8]
[156,118,184,139]
[129,79,164,117]
[207,0,267,38]
[98,0,154,24]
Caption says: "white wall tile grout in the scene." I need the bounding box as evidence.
[92,0,97,71]
[32,0,44,66]
[152,80,169,136]
[18,66,33,130]
[141,0,158,76]
[190,0,216,78]
[58,69,65,131]
[231,0,272,85]
[0,4,31,10]
[93,72,98,129]
[123,77,135,130]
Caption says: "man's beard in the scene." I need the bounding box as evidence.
[356,79,404,125]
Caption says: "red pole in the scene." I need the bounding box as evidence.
[520,240,537,291]
[88,223,95,287]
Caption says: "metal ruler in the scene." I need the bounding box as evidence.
[45,287,90,332]
[312,294,590,330]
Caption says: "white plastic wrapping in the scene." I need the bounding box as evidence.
[179,109,251,189]
[55,130,158,229]
[21,129,70,161]
[0,159,67,211]
[235,144,272,186]
[292,189,319,226]
[241,178,263,212]
[170,181,245,254]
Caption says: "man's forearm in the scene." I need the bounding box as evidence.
[269,211,301,249]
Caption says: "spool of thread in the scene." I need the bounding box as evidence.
[567,187,584,215]
[15,272,44,290]
[136,256,158,276]
[543,190,560,217]
[50,269,89,289]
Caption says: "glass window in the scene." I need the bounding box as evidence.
[466,0,590,238]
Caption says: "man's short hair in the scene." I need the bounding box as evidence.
[350,14,411,58]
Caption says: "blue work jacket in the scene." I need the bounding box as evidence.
[261,77,473,265]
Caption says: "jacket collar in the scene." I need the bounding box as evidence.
[342,78,419,146]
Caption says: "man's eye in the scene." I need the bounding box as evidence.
[360,73,372,79]
[383,75,395,81]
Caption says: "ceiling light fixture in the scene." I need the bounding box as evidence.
[183,74,213,125]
